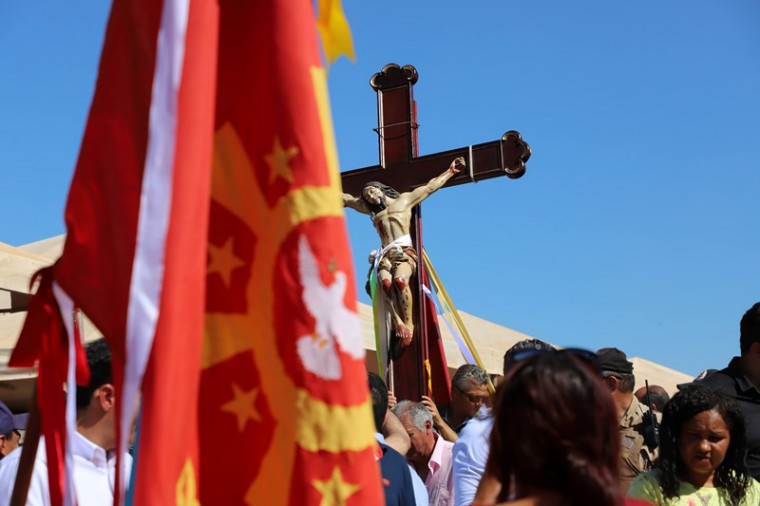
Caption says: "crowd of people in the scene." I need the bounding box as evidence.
[371,301,760,506]
[0,302,759,506]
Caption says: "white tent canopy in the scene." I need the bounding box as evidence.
[1,235,692,412]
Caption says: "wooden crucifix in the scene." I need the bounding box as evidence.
[341,63,530,403]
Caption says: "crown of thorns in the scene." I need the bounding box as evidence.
[362,181,400,199]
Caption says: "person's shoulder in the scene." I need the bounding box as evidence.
[378,443,414,483]
[0,447,21,485]
[380,442,406,462]
[0,442,44,476]
[624,499,656,506]
[441,436,455,450]
[0,443,48,504]
[699,363,737,391]
[632,469,662,483]
[627,470,663,501]
[377,444,417,503]
[0,446,23,468]
[455,413,493,444]
[746,477,760,501]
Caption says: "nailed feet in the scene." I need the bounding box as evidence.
[395,323,413,347]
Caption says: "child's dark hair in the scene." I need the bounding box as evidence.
[658,383,750,504]
[367,372,388,432]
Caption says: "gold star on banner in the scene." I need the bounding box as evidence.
[175,459,200,506]
[221,383,262,432]
[312,467,361,506]
[207,114,367,503]
[207,237,246,288]
[264,137,299,185]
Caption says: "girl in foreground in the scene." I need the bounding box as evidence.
[628,383,760,505]
[473,349,652,506]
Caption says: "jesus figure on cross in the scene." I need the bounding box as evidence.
[343,157,464,346]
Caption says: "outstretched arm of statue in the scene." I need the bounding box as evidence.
[342,192,370,215]
[403,157,464,208]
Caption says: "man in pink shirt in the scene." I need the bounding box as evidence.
[393,400,454,506]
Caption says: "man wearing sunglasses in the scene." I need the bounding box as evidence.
[422,364,489,444]
[0,401,27,459]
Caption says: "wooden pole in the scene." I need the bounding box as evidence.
[10,386,40,506]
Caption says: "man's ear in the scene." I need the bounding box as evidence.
[96,383,116,411]
[0,434,6,452]
[751,341,760,357]
[604,375,618,391]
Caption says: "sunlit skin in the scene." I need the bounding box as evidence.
[453,381,490,419]
[343,158,463,344]
[422,380,490,443]
[361,186,384,206]
[0,431,21,457]
[398,413,436,481]
[678,409,730,488]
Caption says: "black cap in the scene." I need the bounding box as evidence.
[0,401,27,435]
[676,369,719,390]
[596,347,633,374]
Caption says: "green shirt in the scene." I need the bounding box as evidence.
[627,469,760,505]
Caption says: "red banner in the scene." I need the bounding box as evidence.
[199,1,382,503]
[12,0,381,504]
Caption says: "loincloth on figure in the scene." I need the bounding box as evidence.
[377,244,418,274]
[365,244,418,296]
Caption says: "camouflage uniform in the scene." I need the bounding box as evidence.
[619,396,657,494]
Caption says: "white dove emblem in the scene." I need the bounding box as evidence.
[296,235,364,380]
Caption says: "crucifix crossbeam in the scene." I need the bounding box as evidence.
[341,63,530,196]
[341,63,530,402]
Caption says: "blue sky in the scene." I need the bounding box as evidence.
[2,2,759,376]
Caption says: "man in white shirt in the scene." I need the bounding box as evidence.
[453,339,555,506]
[0,339,131,505]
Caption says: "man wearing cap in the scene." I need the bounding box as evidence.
[597,347,655,494]
[0,401,27,458]
[676,368,719,390]
[700,301,760,480]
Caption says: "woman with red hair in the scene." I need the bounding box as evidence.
[471,349,652,506]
